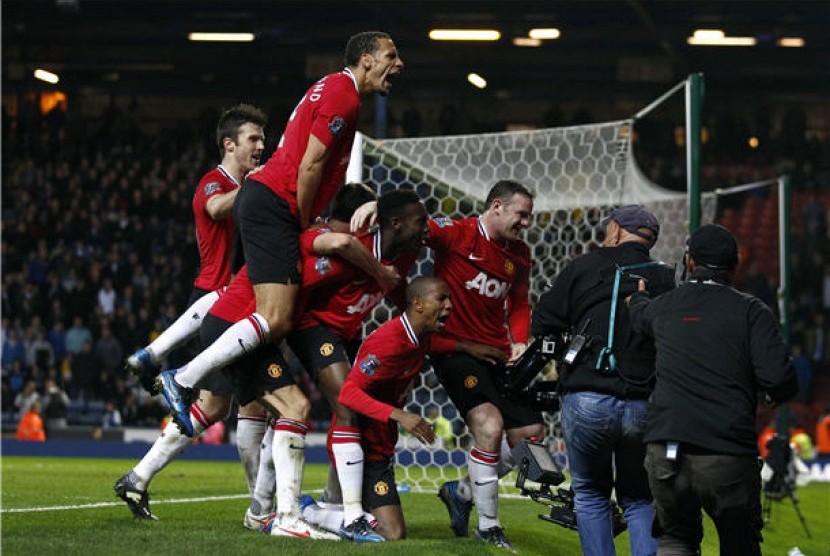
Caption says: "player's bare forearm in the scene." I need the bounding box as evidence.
[297,169,323,229]
[205,188,239,220]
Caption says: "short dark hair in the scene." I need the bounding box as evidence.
[216,103,267,153]
[328,183,377,222]
[377,188,422,227]
[344,31,391,67]
[406,276,446,307]
[484,180,533,209]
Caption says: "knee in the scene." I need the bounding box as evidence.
[380,522,405,541]
[264,316,293,340]
[469,408,503,444]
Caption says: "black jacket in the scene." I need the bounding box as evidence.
[532,242,676,399]
[629,269,798,456]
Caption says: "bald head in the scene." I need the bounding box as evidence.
[406,276,446,307]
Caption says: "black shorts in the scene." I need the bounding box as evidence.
[287,325,360,382]
[363,458,400,511]
[432,352,543,430]
[200,314,296,406]
[235,179,301,285]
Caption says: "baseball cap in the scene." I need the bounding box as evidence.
[601,205,660,242]
[688,224,739,270]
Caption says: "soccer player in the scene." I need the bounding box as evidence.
[124,103,267,387]
[284,189,425,541]
[115,104,267,518]
[429,180,543,551]
[113,184,386,524]
[300,276,452,541]
[159,31,404,430]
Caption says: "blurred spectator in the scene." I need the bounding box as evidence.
[65,316,92,356]
[97,277,117,316]
[2,328,27,370]
[16,400,46,442]
[27,329,54,370]
[47,320,67,362]
[70,340,98,399]
[102,400,123,429]
[2,377,14,410]
[42,378,70,430]
[14,379,40,416]
[93,323,123,373]
[7,360,26,395]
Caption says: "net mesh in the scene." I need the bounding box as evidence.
[355,121,712,491]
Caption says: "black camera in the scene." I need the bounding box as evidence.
[504,335,562,412]
[513,440,628,536]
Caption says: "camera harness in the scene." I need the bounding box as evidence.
[595,260,667,380]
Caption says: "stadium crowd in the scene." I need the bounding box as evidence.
[2,98,829,445]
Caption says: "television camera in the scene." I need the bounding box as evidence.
[512,439,627,536]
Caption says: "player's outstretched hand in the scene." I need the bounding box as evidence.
[351,201,377,232]
[455,341,506,365]
[393,409,436,445]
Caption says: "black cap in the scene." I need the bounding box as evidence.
[601,205,660,242]
[688,224,739,270]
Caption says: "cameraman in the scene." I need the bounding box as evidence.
[628,224,797,555]
[532,205,675,556]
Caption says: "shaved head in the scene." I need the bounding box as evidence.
[406,276,446,307]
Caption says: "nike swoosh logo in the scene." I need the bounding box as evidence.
[238,338,247,353]
[474,480,494,486]
[345,460,363,466]
[468,254,483,261]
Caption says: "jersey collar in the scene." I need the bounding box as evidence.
[400,312,419,346]
[342,67,359,94]
[216,165,240,187]
[373,228,383,261]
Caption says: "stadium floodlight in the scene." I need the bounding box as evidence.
[467,73,487,89]
[34,69,59,84]
[513,37,542,47]
[188,32,255,42]
[528,28,561,40]
[777,37,805,47]
[687,29,756,46]
[428,29,501,41]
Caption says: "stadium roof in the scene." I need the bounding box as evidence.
[4,0,829,106]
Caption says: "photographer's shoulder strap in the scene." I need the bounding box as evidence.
[595,260,666,372]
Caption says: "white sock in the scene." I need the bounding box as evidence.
[132,404,211,488]
[469,446,500,531]
[302,501,345,533]
[496,436,516,478]
[236,413,268,495]
[144,290,221,363]
[456,475,473,502]
[250,422,276,516]
[174,313,269,388]
[273,418,307,517]
[331,427,364,525]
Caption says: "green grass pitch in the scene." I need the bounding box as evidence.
[2,456,828,555]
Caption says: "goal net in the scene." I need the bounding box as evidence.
[354,120,713,492]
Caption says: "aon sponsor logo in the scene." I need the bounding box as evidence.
[346,292,385,315]
[465,272,509,299]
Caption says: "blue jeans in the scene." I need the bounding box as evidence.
[561,391,657,556]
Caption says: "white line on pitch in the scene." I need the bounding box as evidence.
[2,493,250,513]
[3,488,526,514]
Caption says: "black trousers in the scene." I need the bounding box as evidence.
[644,443,763,556]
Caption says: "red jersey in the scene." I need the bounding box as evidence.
[192,166,239,291]
[427,217,531,354]
[338,313,428,461]
[296,227,413,341]
[253,70,360,222]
